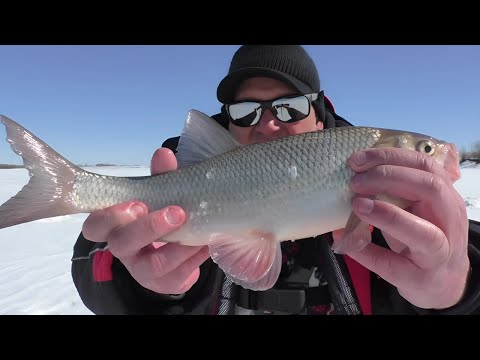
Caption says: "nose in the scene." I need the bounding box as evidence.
[255,109,281,135]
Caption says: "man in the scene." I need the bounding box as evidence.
[71,45,480,315]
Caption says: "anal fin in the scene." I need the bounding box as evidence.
[209,230,282,291]
[331,212,372,254]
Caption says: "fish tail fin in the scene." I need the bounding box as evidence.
[0,115,83,229]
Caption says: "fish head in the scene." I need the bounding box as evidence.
[374,129,461,182]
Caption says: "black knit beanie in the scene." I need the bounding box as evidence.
[217,45,320,104]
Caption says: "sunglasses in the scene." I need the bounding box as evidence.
[223,92,321,128]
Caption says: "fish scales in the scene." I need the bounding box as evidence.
[67,127,381,246]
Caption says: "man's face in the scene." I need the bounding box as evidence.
[228,77,323,145]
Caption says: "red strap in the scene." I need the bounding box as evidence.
[343,255,372,315]
[93,250,114,282]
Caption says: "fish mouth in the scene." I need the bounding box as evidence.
[444,143,461,182]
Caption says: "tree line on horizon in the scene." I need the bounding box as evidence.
[0,163,121,169]
[1,142,479,170]
[460,141,480,163]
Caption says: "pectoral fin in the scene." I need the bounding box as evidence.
[377,194,410,210]
[208,230,282,291]
[331,212,372,254]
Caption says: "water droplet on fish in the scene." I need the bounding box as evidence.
[288,165,297,179]
[206,171,214,180]
[200,201,208,209]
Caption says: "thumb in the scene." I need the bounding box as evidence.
[151,148,178,175]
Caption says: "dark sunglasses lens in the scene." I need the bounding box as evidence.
[272,96,310,122]
[228,102,261,127]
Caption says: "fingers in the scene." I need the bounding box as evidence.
[347,240,471,309]
[348,147,450,181]
[134,244,208,280]
[166,248,210,293]
[82,147,178,243]
[334,227,415,285]
[345,243,419,291]
[348,146,469,255]
[350,165,452,230]
[351,197,449,268]
[351,164,447,203]
[106,206,186,258]
[151,148,177,175]
[82,201,148,242]
[137,245,210,294]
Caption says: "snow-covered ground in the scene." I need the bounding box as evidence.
[0,163,479,315]
[456,161,480,221]
[0,166,150,315]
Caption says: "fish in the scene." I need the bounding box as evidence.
[0,110,460,291]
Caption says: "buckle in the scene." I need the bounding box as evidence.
[238,288,306,314]
[258,289,306,314]
[235,266,331,314]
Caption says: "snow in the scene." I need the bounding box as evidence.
[0,166,150,315]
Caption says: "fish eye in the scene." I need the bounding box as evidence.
[417,140,435,156]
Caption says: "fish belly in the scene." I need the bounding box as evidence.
[163,185,353,246]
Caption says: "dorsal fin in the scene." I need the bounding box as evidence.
[176,109,240,168]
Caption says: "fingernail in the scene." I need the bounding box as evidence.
[164,207,182,225]
[129,203,145,217]
[352,172,367,186]
[351,151,367,166]
[356,197,374,214]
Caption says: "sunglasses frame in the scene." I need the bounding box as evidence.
[222,91,323,128]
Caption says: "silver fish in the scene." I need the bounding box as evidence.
[0,110,460,291]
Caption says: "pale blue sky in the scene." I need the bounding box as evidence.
[0,45,478,165]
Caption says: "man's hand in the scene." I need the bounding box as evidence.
[81,148,210,295]
[333,147,470,309]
